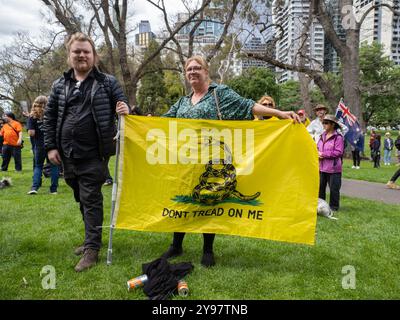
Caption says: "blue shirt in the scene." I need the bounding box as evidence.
[163,82,255,120]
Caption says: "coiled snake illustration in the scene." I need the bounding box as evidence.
[192,138,261,205]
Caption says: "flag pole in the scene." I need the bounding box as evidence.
[107,115,122,266]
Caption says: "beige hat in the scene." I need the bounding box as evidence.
[313,104,329,112]
[323,114,340,126]
[385,132,391,136]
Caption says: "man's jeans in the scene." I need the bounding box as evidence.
[32,146,59,192]
[1,145,22,171]
[63,157,108,251]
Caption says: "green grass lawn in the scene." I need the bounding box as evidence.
[1,142,400,299]
[340,132,400,183]
[342,158,399,183]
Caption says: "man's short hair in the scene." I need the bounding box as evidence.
[5,112,16,120]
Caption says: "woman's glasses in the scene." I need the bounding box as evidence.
[186,66,202,73]
[262,103,273,107]
[322,121,332,125]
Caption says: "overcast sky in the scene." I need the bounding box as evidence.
[0,0,185,47]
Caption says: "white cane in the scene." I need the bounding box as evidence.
[107,115,122,265]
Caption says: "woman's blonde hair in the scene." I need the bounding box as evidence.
[257,95,276,109]
[185,56,211,83]
[30,96,48,119]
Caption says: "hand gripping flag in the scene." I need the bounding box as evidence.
[113,116,319,245]
[335,99,362,147]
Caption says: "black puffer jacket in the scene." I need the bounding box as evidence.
[44,67,128,159]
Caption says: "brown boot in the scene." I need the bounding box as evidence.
[74,245,85,256]
[74,249,99,272]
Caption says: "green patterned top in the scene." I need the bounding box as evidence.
[163,82,255,120]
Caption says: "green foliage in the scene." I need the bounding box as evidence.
[227,67,280,103]
[278,80,302,111]
[164,71,185,108]
[137,40,167,115]
[360,42,400,126]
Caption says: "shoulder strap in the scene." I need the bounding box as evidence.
[213,89,222,120]
[7,123,19,135]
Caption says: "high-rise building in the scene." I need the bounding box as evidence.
[241,37,275,72]
[139,20,151,34]
[135,20,156,48]
[355,0,400,65]
[175,13,225,49]
[324,0,346,73]
[272,0,325,83]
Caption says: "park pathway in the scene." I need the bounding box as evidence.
[341,178,400,205]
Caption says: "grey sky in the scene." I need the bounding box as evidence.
[0,0,185,47]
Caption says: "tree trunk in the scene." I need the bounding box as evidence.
[299,73,312,113]
[342,30,364,130]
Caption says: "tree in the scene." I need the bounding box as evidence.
[0,32,68,117]
[245,0,398,130]
[359,42,400,126]
[161,0,242,93]
[227,67,280,102]
[137,40,167,115]
[41,0,214,104]
[278,80,302,111]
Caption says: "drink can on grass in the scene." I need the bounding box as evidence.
[127,274,148,291]
[177,279,189,297]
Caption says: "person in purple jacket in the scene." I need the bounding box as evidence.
[317,115,345,211]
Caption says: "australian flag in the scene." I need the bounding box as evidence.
[335,99,362,147]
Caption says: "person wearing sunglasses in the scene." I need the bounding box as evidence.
[161,55,300,267]
[254,96,279,120]
[317,115,345,212]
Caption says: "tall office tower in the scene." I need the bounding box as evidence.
[175,12,225,49]
[272,0,325,83]
[139,20,151,34]
[241,37,275,72]
[355,0,400,64]
[238,1,276,73]
[135,20,156,48]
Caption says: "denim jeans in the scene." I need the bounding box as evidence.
[1,145,22,171]
[384,149,392,164]
[32,146,59,192]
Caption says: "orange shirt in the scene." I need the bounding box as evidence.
[0,120,22,146]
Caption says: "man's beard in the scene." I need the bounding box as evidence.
[73,61,93,73]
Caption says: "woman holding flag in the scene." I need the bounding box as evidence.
[161,55,300,267]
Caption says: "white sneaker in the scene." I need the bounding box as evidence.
[351,166,356,169]
[27,190,38,195]
[50,192,58,195]
[356,166,360,169]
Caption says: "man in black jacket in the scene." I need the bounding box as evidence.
[44,32,130,272]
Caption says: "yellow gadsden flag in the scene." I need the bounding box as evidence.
[114,116,319,245]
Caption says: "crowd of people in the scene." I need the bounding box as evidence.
[1,32,399,273]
